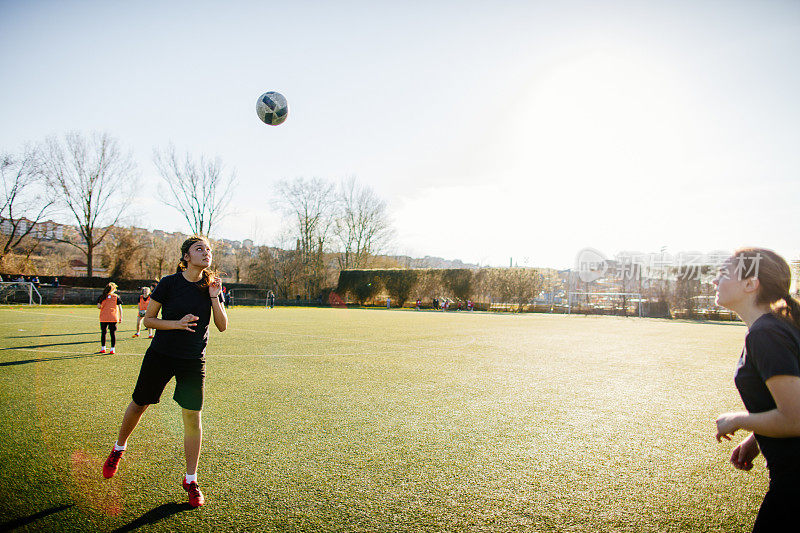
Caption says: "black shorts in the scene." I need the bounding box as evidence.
[131,348,205,411]
[753,465,800,532]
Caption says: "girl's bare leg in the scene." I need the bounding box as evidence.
[116,401,148,446]
[182,409,202,475]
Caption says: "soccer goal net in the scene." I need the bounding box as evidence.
[0,282,43,305]
[567,291,644,317]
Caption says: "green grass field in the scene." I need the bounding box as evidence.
[0,305,765,532]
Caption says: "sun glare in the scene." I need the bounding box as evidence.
[501,48,698,190]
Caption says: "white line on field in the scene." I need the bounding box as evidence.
[0,318,74,326]
[235,327,481,349]
[0,346,367,357]
[0,309,481,349]
[0,311,448,347]
[0,309,97,321]
[237,328,400,345]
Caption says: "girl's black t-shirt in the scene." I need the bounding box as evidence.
[149,272,220,359]
[734,313,800,472]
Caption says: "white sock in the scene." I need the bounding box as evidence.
[185,473,198,484]
[101,346,106,350]
[114,442,126,451]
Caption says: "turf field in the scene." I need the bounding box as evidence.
[0,305,764,532]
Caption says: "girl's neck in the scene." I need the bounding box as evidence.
[182,265,203,282]
[736,304,772,329]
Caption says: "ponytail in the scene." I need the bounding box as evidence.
[774,294,800,332]
[199,269,215,289]
[731,248,800,332]
[101,282,117,299]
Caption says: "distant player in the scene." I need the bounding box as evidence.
[97,282,123,354]
[713,248,800,531]
[102,235,228,508]
[133,287,153,338]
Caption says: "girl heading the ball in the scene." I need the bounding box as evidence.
[102,235,228,508]
[713,248,800,531]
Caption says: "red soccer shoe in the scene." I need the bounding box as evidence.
[102,448,124,478]
[182,477,205,507]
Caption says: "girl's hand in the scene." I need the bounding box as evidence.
[730,435,759,470]
[209,276,222,298]
[175,314,199,332]
[716,411,746,442]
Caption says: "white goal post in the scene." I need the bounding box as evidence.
[567,291,644,318]
[0,281,43,305]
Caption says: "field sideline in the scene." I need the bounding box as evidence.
[0,305,764,532]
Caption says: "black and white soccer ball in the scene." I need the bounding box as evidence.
[256,91,288,126]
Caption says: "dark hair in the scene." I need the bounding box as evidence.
[101,282,117,299]
[732,247,800,331]
[176,235,217,289]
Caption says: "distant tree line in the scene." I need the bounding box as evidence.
[336,268,561,310]
[2,132,395,298]
[2,131,238,277]
[1,131,767,320]
[251,176,394,299]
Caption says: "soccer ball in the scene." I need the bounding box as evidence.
[256,92,288,126]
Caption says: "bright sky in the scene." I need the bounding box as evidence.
[1,0,798,269]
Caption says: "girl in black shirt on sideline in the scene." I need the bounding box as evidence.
[713,248,800,532]
[102,235,228,508]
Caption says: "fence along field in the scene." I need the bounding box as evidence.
[0,306,764,531]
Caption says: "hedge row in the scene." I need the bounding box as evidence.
[336,269,478,306]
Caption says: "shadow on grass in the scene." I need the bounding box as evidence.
[0,504,74,532]
[111,502,193,532]
[0,340,99,353]
[670,318,746,327]
[7,332,96,338]
[0,352,106,366]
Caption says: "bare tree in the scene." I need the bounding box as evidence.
[213,242,253,283]
[153,145,236,237]
[248,244,304,299]
[539,268,563,308]
[101,226,149,279]
[39,132,138,277]
[232,246,253,283]
[145,232,185,280]
[334,177,393,270]
[273,177,336,298]
[0,146,54,265]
